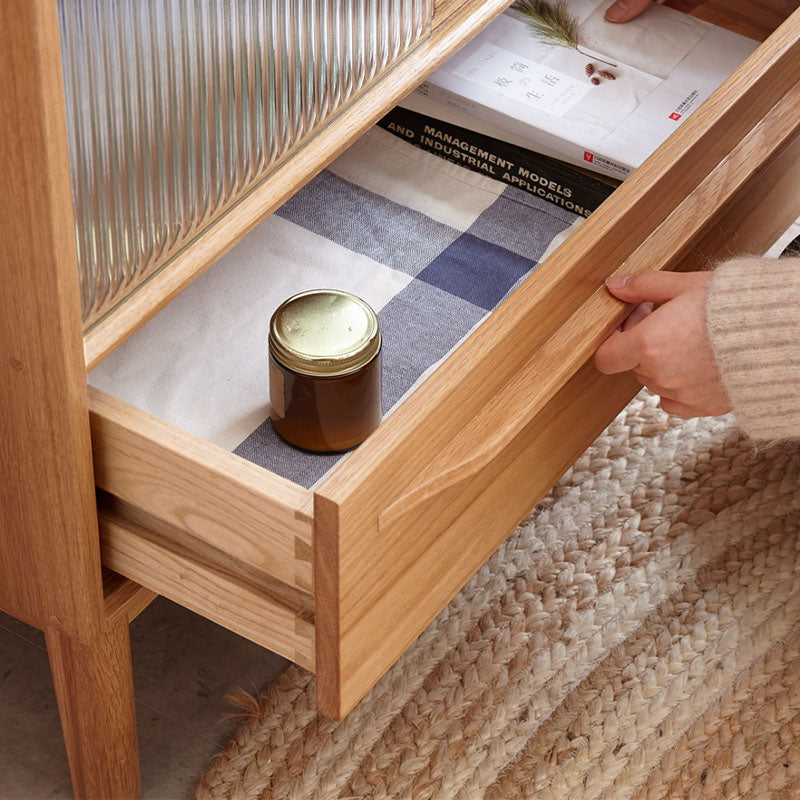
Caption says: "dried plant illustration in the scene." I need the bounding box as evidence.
[512,0,617,67]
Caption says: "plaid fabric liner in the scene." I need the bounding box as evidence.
[90,127,579,489]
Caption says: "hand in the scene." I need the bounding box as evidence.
[605,0,706,23]
[593,271,731,418]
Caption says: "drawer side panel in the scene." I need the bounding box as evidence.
[89,386,313,594]
[99,500,315,671]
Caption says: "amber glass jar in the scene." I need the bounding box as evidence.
[268,290,382,452]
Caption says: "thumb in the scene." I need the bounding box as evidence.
[604,0,653,22]
[605,271,698,304]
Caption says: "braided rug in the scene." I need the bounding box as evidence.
[196,391,800,800]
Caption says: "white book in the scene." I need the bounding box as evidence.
[401,1,758,179]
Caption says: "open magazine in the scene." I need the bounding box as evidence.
[400,0,758,178]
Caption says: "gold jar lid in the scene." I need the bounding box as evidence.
[269,289,381,377]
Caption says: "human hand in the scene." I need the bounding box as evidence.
[605,0,706,23]
[593,271,731,418]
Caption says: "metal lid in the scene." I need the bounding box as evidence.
[268,289,381,377]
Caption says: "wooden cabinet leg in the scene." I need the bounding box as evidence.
[45,619,141,800]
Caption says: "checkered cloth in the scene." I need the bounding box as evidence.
[89,127,580,489]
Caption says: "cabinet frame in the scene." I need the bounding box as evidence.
[3,0,800,796]
[91,6,800,720]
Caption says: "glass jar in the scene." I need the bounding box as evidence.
[268,290,382,452]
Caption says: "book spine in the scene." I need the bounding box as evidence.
[378,106,615,218]
[414,82,632,181]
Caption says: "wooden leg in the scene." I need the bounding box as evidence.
[46,619,141,800]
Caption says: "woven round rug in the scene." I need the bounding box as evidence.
[196,391,800,800]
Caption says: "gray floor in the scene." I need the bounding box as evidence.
[0,598,288,800]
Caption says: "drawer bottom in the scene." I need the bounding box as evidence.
[88,127,583,490]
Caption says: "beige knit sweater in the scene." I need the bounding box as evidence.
[706,256,800,441]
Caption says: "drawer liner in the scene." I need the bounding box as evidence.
[89,127,580,489]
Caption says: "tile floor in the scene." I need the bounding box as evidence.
[0,598,287,800]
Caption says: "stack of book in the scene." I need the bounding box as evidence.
[385,0,757,195]
[379,105,617,217]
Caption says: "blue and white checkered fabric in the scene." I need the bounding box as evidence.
[90,127,580,489]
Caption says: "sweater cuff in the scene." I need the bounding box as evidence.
[706,256,800,441]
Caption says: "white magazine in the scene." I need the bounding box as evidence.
[401,0,758,178]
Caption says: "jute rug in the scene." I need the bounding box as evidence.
[196,391,800,799]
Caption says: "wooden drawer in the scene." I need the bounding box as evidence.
[88,4,800,719]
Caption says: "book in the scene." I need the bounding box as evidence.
[399,1,758,179]
[378,105,617,217]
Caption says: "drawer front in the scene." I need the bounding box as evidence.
[314,10,800,718]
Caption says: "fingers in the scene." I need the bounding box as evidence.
[637,377,731,418]
[621,301,654,332]
[606,271,709,304]
[594,268,728,421]
[594,327,641,374]
[596,297,687,377]
[604,0,653,23]
[635,373,671,397]
[658,397,698,418]
[664,0,707,10]
[658,396,730,418]
[597,300,656,374]
[605,0,704,22]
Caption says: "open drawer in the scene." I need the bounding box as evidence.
[88,5,800,719]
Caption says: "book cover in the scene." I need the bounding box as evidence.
[400,0,758,179]
[378,105,616,217]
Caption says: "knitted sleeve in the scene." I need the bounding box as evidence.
[706,256,800,441]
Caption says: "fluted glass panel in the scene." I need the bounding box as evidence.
[57,0,433,327]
